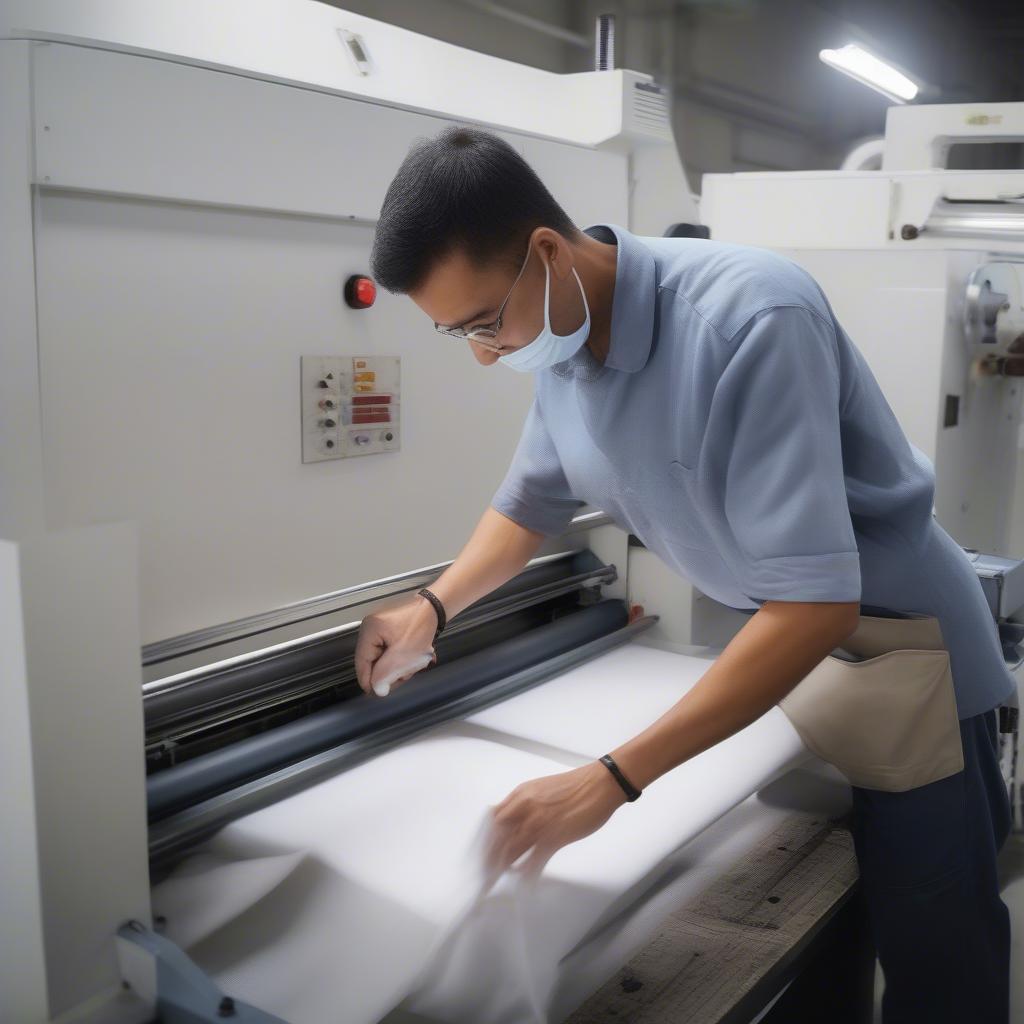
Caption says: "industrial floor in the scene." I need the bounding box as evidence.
[870,831,1024,1022]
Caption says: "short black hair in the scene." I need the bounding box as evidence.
[370,125,581,295]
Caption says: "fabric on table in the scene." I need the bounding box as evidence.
[153,735,558,1024]
[404,645,810,1021]
[152,850,306,950]
[151,643,809,1023]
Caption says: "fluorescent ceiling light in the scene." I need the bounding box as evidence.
[819,43,919,103]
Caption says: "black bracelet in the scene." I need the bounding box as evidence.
[417,587,447,637]
[599,754,642,802]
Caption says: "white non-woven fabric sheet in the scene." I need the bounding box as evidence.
[406,646,811,1020]
[153,734,558,1024]
[464,643,720,758]
[154,849,307,950]
[152,642,810,1023]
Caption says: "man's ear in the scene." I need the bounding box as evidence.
[535,229,575,282]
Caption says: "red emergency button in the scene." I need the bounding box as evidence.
[344,274,376,309]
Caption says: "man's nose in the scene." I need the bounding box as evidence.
[470,340,501,365]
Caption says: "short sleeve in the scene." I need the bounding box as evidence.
[491,399,585,536]
[704,306,861,603]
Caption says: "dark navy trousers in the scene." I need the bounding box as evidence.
[850,710,1012,1023]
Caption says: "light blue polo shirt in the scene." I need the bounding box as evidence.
[491,222,1016,720]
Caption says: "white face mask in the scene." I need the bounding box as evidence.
[498,261,591,373]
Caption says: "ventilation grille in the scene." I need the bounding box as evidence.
[630,82,672,140]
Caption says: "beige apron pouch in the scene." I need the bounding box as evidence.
[777,614,964,792]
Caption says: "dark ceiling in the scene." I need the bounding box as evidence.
[824,0,1024,101]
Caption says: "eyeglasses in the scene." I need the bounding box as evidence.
[433,245,531,353]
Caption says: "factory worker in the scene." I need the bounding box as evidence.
[357,125,1014,1024]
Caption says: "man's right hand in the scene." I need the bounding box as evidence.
[355,594,440,697]
[354,508,545,697]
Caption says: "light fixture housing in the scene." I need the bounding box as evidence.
[819,43,919,103]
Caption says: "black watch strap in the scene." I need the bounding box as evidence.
[599,754,642,802]
[417,587,447,637]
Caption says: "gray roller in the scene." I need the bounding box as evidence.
[144,549,612,738]
[147,600,628,821]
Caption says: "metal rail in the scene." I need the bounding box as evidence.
[142,512,613,666]
[143,557,618,750]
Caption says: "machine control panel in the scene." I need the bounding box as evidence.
[301,356,400,462]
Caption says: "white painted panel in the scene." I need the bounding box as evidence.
[34,193,536,643]
[32,41,450,220]
[28,39,632,645]
[0,541,49,1024]
[0,41,46,539]
[32,43,627,230]
[701,173,892,248]
[775,248,1022,553]
[16,523,150,1018]
[775,248,949,462]
[5,0,635,148]
[522,135,628,229]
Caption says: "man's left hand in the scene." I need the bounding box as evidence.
[485,761,627,883]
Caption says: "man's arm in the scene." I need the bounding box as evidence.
[358,393,581,695]
[354,508,544,694]
[426,507,546,620]
[609,600,860,789]
[483,600,861,880]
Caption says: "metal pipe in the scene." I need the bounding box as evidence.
[143,550,612,698]
[840,136,885,171]
[142,533,608,667]
[595,13,615,71]
[920,199,1024,242]
[143,558,617,747]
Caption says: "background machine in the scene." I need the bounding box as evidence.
[1,3,1020,1023]
[700,96,1024,721]
[702,102,1024,563]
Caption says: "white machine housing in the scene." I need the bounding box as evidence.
[0,3,717,1022]
[702,101,1024,560]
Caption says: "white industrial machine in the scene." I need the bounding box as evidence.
[701,106,1024,919]
[0,3,1015,1023]
[702,102,1024,563]
[700,108,1024,807]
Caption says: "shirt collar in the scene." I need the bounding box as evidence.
[582,222,657,374]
